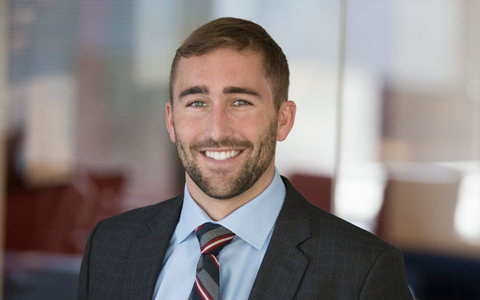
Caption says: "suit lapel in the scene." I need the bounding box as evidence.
[121,195,183,300]
[248,177,311,300]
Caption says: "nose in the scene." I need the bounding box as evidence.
[206,104,234,141]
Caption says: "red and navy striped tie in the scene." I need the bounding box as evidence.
[189,223,235,300]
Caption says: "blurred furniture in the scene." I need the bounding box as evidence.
[5,171,125,254]
[289,173,332,212]
[377,163,480,299]
[376,177,460,250]
[376,163,480,258]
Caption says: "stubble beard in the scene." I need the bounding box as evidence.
[174,118,278,200]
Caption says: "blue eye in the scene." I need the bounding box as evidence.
[233,100,250,106]
[188,101,207,107]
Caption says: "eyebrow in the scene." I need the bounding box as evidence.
[178,86,209,99]
[178,85,261,100]
[223,86,260,97]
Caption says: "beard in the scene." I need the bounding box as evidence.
[174,117,278,200]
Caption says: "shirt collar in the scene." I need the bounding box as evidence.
[175,168,286,250]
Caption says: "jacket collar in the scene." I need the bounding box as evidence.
[122,195,184,300]
[121,176,312,300]
[248,176,311,300]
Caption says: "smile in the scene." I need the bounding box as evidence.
[205,150,241,161]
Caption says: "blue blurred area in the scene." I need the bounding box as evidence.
[4,252,81,300]
[404,251,480,299]
[4,269,78,300]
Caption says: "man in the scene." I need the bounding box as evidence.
[78,17,413,300]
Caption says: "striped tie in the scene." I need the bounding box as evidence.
[189,223,235,300]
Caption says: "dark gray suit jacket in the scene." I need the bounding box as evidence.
[77,177,413,299]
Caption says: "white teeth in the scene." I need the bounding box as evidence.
[205,150,240,161]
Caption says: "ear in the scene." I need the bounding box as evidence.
[166,102,176,143]
[277,100,296,141]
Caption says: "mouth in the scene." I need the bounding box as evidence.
[204,150,241,161]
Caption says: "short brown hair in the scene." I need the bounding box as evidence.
[169,17,289,110]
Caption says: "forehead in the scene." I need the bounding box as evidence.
[173,48,270,95]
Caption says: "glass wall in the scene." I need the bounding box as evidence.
[338,1,480,297]
[339,0,480,255]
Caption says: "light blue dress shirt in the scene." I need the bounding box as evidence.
[152,169,286,300]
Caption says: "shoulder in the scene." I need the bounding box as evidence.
[309,199,389,249]
[78,195,184,299]
[91,194,184,242]
[282,176,395,259]
[280,177,412,298]
[101,194,183,225]
[84,195,183,269]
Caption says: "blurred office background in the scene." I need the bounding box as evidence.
[1,0,480,299]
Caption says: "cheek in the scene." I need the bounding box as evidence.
[174,117,203,141]
[237,117,271,141]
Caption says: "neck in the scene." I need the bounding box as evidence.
[186,167,275,221]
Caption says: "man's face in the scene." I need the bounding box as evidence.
[166,48,280,200]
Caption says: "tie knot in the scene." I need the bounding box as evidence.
[195,223,235,255]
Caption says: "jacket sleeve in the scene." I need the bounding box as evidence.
[359,246,414,300]
[77,221,102,300]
